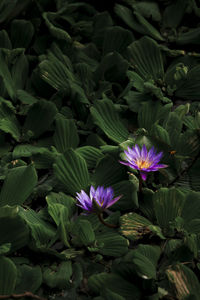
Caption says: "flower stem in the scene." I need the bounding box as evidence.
[139,174,143,193]
[98,213,117,228]
[0,292,46,300]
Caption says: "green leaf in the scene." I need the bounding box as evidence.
[46,192,75,248]
[101,288,125,300]
[0,30,12,49]
[92,11,113,48]
[76,146,104,169]
[73,219,95,246]
[151,124,171,146]
[120,212,152,241]
[0,50,16,100]
[148,225,166,240]
[184,112,200,130]
[188,159,200,191]
[95,51,129,82]
[0,243,11,255]
[10,19,34,48]
[127,70,145,92]
[184,220,200,235]
[96,229,129,257]
[111,179,138,210]
[23,99,57,138]
[93,155,126,187]
[124,90,148,113]
[75,62,96,95]
[134,1,161,22]
[164,239,183,257]
[39,49,88,104]
[181,191,200,224]
[132,245,161,279]
[153,188,185,235]
[32,150,56,169]
[88,273,140,299]
[175,66,200,100]
[114,4,147,34]
[176,27,200,45]
[43,12,71,42]
[174,103,190,120]
[103,26,134,55]
[13,144,47,159]
[138,101,172,131]
[15,265,42,293]
[47,203,70,247]
[139,188,155,221]
[0,256,17,294]
[43,261,72,289]
[143,81,167,102]
[180,130,200,158]
[163,0,188,28]
[71,261,83,289]
[0,118,21,141]
[128,36,164,81]
[134,11,164,41]
[0,164,38,206]
[133,134,154,150]
[0,206,29,253]
[17,90,38,105]
[19,207,56,249]
[11,53,29,90]
[166,264,200,299]
[0,0,17,23]
[53,115,79,152]
[164,112,182,148]
[184,233,199,258]
[0,98,21,141]
[54,149,90,195]
[91,98,129,143]
[46,192,75,218]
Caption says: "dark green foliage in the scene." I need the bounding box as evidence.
[0,164,37,206]
[0,256,17,294]
[0,0,200,299]
[15,264,42,293]
[0,206,29,253]
[53,149,90,195]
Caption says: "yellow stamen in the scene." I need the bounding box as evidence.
[136,159,151,169]
[100,198,104,206]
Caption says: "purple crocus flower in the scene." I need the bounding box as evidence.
[120,144,168,181]
[76,186,122,214]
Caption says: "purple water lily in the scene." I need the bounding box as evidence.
[120,144,168,181]
[76,185,122,214]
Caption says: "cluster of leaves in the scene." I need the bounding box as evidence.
[0,0,200,299]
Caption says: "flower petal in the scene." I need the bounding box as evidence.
[119,160,140,170]
[147,146,156,161]
[151,164,168,171]
[141,144,148,160]
[124,150,137,161]
[134,144,141,158]
[90,185,96,200]
[121,144,168,180]
[76,190,93,212]
[140,171,147,181]
[151,151,163,164]
[106,195,122,208]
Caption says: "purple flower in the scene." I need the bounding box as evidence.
[120,144,168,181]
[76,186,122,214]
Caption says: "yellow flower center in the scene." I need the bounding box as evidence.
[100,198,104,206]
[136,159,151,169]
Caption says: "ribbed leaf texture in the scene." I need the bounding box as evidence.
[54,149,90,195]
[91,98,129,143]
